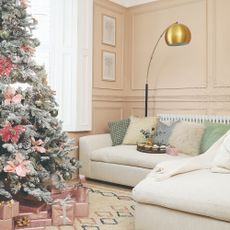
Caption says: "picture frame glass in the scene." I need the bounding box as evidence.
[102,51,116,81]
[102,15,116,46]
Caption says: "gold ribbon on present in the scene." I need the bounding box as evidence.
[0,199,14,208]
[15,216,30,227]
[53,195,73,225]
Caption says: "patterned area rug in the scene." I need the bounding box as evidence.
[46,182,135,230]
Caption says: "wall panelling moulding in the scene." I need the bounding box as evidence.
[213,0,230,88]
[93,106,124,133]
[130,0,207,91]
[93,0,125,91]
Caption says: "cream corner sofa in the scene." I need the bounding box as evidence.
[79,133,188,186]
[79,114,230,230]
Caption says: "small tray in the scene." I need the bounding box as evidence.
[137,144,166,154]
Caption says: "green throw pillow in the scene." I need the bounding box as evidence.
[108,118,130,146]
[200,122,230,153]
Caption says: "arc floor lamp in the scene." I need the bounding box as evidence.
[145,22,191,117]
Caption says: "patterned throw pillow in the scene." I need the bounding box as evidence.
[122,116,158,145]
[108,118,130,146]
[200,122,230,153]
[153,121,178,145]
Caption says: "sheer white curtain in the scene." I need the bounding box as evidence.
[30,0,92,131]
[29,0,50,75]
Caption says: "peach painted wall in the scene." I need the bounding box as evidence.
[92,0,126,133]
[73,0,230,154]
[67,0,126,159]
[92,0,230,132]
[124,0,230,117]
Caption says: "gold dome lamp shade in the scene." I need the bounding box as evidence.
[144,22,191,117]
[165,22,191,46]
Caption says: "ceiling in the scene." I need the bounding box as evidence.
[110,0,159,7]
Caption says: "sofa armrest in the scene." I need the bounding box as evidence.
[79,133,112,177]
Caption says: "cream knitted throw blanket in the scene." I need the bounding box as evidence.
[148,130,230,181]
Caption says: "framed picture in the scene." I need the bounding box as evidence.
[102,15,116,46]
[102,50,116,81]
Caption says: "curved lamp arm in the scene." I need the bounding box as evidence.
[144,21,191,117]
[145,22,176,117]
[146,26,171,84]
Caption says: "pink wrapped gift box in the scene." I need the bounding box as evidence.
[18,211,48,220]
[19,202,47,214]
[29,218,52,227]
[79,174,86,183]
[15,227,45,230]
[51,186,74,200]
[0,200,19,220]
[52,197,75,226]
[71,186,89,217]
[72,186,88,203]
[14,215,51,228]
[0,218,13,230]
[75,198,89,217]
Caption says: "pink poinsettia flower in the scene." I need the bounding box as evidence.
[0,121,26,143]
[4,86,22,105]
[4,153,31,177]
[31,137,46,153]
[0,56,13,77]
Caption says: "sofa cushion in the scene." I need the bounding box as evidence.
[153,121,178,145]
[133,169,230,222]
[169,121,205,156]
[91,145,189,169]
[108,118,130,146]
[200,122,230,153]
[123,116,158,145]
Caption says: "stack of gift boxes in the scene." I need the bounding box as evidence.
[0,200,19,230]
[51,182,89,226]
[0,176,89,230]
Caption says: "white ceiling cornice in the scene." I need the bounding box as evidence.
[110,0,159,8]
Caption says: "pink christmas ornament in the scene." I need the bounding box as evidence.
[4,153,31,177]
[0,56,13,77]
[0,121,26,143]
[4,86,22,105]
[31,137,46,153]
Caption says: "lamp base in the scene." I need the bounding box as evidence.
[145,83,148,117]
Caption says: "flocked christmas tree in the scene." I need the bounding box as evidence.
[0,0,80,203]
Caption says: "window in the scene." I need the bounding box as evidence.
[30,0,92,131]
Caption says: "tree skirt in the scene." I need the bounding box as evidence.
[46,183,135,230]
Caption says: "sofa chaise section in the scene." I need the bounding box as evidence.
[133,169,230,230]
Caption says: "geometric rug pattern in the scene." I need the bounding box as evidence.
[46,182,135,230]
